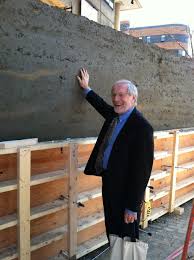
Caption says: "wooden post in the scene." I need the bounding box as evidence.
[169,131,179,213]
[68,143,78,259]
[71,0,81,15]
[114,1,122,30]
[141,181,151,228]
[17,148,31,260]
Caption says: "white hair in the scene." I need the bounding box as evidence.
[112,79,138,105]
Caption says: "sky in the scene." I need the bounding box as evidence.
[120,0,194,31]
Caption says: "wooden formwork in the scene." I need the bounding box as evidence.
[0,129,194,259]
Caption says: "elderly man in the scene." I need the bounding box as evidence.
[77,68,154,240]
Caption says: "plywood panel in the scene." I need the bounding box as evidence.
[176,184,194,198]
[154,137,173,151]
[78,197,103,219]
[31,210,68,238]
[0,226,16,249]
[77,221,106,245]
[0,179,68,217]
[152,156,172,171]
[178,151,194,165]
[151,194,169,209]
[150,175,171,190]
[31,237,67,260]
[31,148,68,176]
[77,173,101,193]
[77,144,95,166]
[0,190,17,217]
[176,170,194,183]
[0,154,17,182]
[30,179,68,208]
[151,184,194,210]
[179,134,194,148]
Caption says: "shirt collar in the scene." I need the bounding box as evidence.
[118,107,134,122]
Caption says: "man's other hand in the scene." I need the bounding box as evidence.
[77,68,89,89]
[124,210,137,224]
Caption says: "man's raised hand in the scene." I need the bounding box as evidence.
[77,68,89,89]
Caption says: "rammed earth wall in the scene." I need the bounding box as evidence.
[0,0,194,140]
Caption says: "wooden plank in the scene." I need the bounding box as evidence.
[175,191,194,208]
[150,169,170,180]
[0,245,17,260]
[31,170,67,186]
[3,132,192,155]
[0,141,69,155]
[34,222,108,260]
[30,179,68,214]
[0,138,38,149]
[77,221,105,248]
[30,138,96,152]
[174,207,184,215]
[178,146,194,154]
[40,0,65,8]
[0,214,17,231]
[78,197,103,220]
[154,135,174,152]
[17,148,31,260]
[152,195,170,209]
[31,148,69,175]
[148,205,169,221]
[0,179,17,193]
[45,233,108,260]
[0,148,17,155]
[176,177,194,191]
[176,184,194,200]
[30,141,69,151]
[150,186,169,201]
[0,226,68,260]
[77,233,108,258]
[78,211,104,232]
[169,131,179,213]
[77,144,95,166]
[0,199,68,231]
[31,200,68,221]
[179,134,194,148]
[176,161,194,172]
[0,170,66,194]
[32,237,68,260]
[154,131,173,139]
[78,187,102,203]
[154,150,172,160]
[77,173,102,193]
[31,226,67,252]
[71,137,97,145]
[0,154,17,186]
[0,211,105,260]
[68,143,78,259]
[179,129,194,136]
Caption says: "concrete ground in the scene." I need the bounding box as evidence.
[80,200,194,260]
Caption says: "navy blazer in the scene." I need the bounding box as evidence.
[84,90,154,212]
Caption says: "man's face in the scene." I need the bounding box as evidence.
[111,84,136,115]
